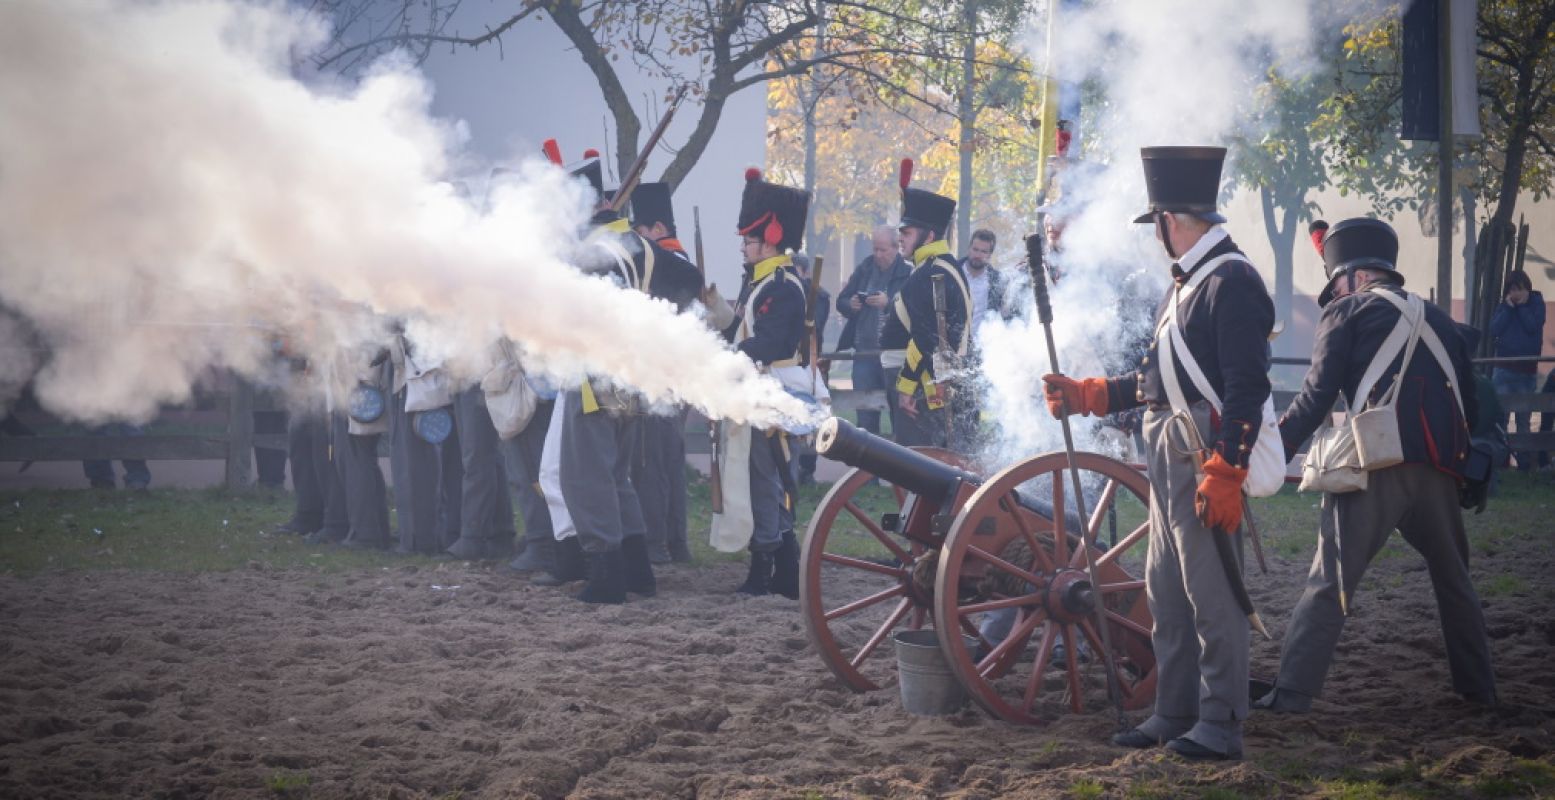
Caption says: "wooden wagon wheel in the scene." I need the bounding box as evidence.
[799,447,968,692]
[933,452,1157,724]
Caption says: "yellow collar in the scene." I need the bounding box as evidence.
[912,239,951,266]
[586,217,631,242]
[751,254,792,282]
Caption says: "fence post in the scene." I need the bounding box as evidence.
[225,376,254,490]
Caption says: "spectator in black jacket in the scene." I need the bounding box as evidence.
[1488,269,1546,470]
[835,226,911,436]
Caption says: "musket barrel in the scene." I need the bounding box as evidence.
[816,417,974,505]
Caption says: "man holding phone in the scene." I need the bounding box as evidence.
[836,225,912,437]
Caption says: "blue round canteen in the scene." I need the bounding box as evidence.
[413,407,454,444]
[348,384,386,424]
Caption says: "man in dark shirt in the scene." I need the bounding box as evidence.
[1043,147,1273,761]
[836,226,912,437]
[1254,218,1496,713]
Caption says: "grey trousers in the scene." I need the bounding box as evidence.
[287,411,333,531]
[332,414,390,546]
[558,390,647,554]
[631,411,689,557]
[1272,463,1496,702]
[437,423,463,549]
[749,428,793,554]
[451,388,516,554]
[390,389,444,555]
[502,399,555,546]
[1138,407,1248,755]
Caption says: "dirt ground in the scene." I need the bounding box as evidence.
[1,534,1552,799]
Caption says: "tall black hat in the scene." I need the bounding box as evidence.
[1132,146,1228,224]
[542,138,605,200]
[1317,218,1401,306]
[896,158,956,238]
[737,168,808,252]
[629,182,676,232]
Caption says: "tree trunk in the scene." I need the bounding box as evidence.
[544,2,640,180]
[1259,185,1299,329]
[1488,57,1536,230]
[956,0,977,253]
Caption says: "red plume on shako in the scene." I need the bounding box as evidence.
[895,156,955,238]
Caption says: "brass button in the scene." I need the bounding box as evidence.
[1239,444,1249,452]
[1141,356,1151,366]
[1242,422,1251,430]
[1136,389,1145,401]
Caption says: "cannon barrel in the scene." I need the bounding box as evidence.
[816,417,977,505]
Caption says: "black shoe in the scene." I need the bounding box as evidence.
[1111,729,1163,749]
[1166,737,1241,761]
[533,537,588,586]
[735,550,774,596]
[621,535,658,597]
[576,549,627,605]
[770,531,800,600]
[274,519,315,536]
[668,540,693,563]
[304,529,347,546]
[645,540,673,565]
[445,536,486,560]
[1462,689,1499,707]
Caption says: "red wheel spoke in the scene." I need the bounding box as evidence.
[958,594,1042,615]
[1074,479,1121,567]
[1000,492,1056,573]
[891,483,907,506]
[849,597,913,669]
[1021,623,1060,711]
[965,545,1046,588]
[1104,608,1152,639]
[824,585,907,621]
[1095,522,1150,569]
[1077,618,1136,700]
[842,501,911,564]
[821,552,905,579]
[1051,476,1070,566]
[1061,624,1084,713]
[978,608,1045,678]
[1099,579,1145,593]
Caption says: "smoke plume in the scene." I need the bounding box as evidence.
[975,0,1358,469]
[0,1,808,427]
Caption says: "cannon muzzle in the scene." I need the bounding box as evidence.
[816,417,977,506]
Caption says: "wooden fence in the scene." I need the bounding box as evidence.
[1,354,1551,486]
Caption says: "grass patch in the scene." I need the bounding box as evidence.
[0,488,440,575]
[265,770,310,797]
[1470,758,1555,798]
[1067,777,1104,800]
[1479,573,1528,598]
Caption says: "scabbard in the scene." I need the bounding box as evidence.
[1210,527,1269,639]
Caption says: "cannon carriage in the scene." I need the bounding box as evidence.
[800,417,1158,724]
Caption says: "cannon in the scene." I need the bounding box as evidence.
[801,417,1157,724]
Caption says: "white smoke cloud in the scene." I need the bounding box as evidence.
[0,0,807,427]
[977,0,1359,468]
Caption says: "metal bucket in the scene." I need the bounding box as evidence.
[893,630,968,716]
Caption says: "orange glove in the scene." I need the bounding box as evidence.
[1041,374,1109,419]
[1195,452,1247,534]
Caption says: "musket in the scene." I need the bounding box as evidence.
[608,85,689,215]
[694,205,724,513]
[805,255,826,392]
[1026,232,1130,732]
[930,273,953,443]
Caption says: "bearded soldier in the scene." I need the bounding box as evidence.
[1255,218,1496,713]
[1043,147,1274,761]
[534,145,701,603]
[627,181,695,564]
[880,159,971,449]
[705,168,812,598]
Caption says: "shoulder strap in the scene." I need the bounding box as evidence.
[1368,289,1463,413]
[1157,253,1246,413]
[932,255,974,354]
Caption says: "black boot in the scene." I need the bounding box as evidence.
[576,548,627,605]
[770,530,800,600]
[735,550,774,596]
[533,536,587,586]
[621,535,658,597]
